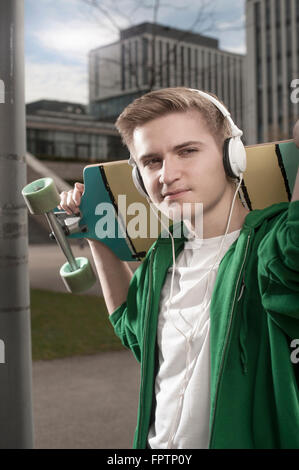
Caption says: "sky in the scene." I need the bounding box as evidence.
[25,0,246,105]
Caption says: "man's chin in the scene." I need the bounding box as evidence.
[156,199,203,223]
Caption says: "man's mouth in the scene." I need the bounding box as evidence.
[162,189,191,200]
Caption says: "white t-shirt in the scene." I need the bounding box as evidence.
[147,228,241,449]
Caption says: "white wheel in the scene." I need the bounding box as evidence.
[22,178,60,214]
[60,257,96,293]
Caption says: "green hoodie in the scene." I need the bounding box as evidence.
[110,201,299,449]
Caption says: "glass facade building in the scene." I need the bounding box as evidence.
[246,0,299,144]
[26,100,128,162]
[89,22,245,129]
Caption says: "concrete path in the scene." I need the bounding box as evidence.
[28,243,141,449]
[32,351,140,449]
[28,242,103,296]
[28,243,140,296]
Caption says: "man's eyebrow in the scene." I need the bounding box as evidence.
[138,141,204,165]
[173,141,204,151]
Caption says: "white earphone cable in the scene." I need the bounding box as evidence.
[149,174,244,448]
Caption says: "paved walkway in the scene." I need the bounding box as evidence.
[28,242,103,296]
[32,351,140,449]
[29,243,141,449]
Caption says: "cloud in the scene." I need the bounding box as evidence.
[25,60,88,104]
[25,0,246,104]
[31,19,118,63]
[216,14,245,32]
[222,44,246,55]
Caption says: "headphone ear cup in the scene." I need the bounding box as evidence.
[223,138,235,178]
[132,166,149,198]
[223,137,247,179]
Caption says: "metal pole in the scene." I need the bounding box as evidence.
[0,0,34,448]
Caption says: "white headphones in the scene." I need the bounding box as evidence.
[128,89,247,198]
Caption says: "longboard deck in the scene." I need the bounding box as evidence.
[68,140,299,261]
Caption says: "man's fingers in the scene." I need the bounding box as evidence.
[59,182,84,215]
[73,184,84,206]
[66,190,78,213]
[74,182,84,192]
[59,190,75,215]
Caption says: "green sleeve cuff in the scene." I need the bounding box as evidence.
[109,301,127,329]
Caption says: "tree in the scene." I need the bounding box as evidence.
[80,0,223,94]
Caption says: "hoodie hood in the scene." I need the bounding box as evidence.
[243,202,289,230]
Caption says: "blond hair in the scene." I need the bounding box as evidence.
[115,87,232,154]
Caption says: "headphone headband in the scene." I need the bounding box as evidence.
[188,89,243,138]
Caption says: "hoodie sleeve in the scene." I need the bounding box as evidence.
[257,200,299,338]
[109,279,141,363]
[109,245,155,363]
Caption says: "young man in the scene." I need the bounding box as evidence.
[59,87,299,449]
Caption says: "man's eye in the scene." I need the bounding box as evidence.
[144,158,160,167]
[180,148,197,155]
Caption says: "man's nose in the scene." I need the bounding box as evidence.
[158,156,181,185]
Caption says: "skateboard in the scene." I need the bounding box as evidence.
[22,139,299,293]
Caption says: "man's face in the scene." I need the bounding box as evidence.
[132,110,231,225]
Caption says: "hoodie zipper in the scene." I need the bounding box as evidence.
[137,246,155,448]
[208,231,252,448]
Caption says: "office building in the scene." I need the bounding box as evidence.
[246,0,299,144]
[26,99,127,163]
[89,22,245,130]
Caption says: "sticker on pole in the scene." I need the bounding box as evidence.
[0,339,5,363]
[0,80,4,103]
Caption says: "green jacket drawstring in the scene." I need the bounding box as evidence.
[238,273,248,374]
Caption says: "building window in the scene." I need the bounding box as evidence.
[121,44,126,90]
[208,52,211,90]
[94,55,100,97]
[227,56,231,104]
[142,37,148,86]
[135,40,139,88]
[287,22,292,56]
[239,59,243,129]
[128,41,132,89]
[180,45,185,85]
[265,0,271,29]
[255,1,263,141]
[266,4,272,131]
[214,54,218,95]
[201,50,205,89]
[233,57,237,116]
[275,0,281,26]
[76,144,90,160]
[159,40,163,87]
[173,44,177,86]
[194,49,198,89]
[221,55,225,99]
[187,47,191,87]
[166,42,170,87]
[278,84,283,134]
[286,0,291,24]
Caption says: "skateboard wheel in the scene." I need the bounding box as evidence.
[60,257,97,293]
[22,177,60,214]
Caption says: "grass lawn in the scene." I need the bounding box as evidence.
[30,289,124,361]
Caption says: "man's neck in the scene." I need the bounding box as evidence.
[190,189,250,239]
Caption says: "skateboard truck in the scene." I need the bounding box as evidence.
[46,212,79,272]
[22,177,97,294]
[48,212,88,240]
